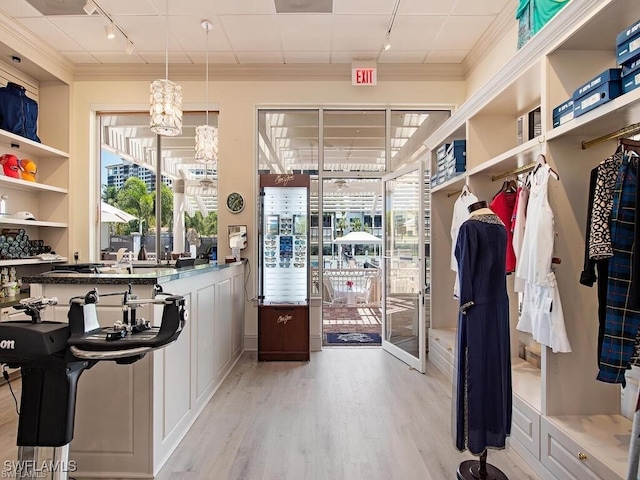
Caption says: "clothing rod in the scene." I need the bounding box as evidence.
[447,189,462,198]
[491,162,536,182]
[581,122,640,149]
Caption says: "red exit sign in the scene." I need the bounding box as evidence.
[352,67,377,86]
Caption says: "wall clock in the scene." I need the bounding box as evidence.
[226,192,245,213]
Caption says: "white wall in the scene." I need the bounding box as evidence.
[70,77,465,347]
[465,23,519,99]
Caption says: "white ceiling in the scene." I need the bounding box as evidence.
[0,0,513,67]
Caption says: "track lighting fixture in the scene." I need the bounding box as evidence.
[380,0,400,55]
[125,41,135,55]
[83,0,96,15]
[105,23,116,40]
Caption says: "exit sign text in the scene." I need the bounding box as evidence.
[352,67,377,86]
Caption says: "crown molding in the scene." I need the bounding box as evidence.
[463,1,517,77]
[73,62,464,82]
[0,10,74,85]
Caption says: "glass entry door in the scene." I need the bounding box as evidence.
[382,161,425,372]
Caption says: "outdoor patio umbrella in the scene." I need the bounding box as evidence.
[333,231,382,261]
[101,202,137,223]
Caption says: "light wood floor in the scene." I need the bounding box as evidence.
[0,350,540,480]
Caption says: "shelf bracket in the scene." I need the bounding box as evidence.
[581,122,640,150]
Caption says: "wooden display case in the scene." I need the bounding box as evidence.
[258,304,310,361]
[258,174,310,361]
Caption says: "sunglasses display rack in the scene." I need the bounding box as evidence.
[258,174,310,361]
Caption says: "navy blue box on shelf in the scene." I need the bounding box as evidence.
[622,66,640,94]
[617,20,640,66]
[436,143,450,161]
[446,140,466,164]
[622,58,640,77]
[572,69,622,117]
[552,99,574,128]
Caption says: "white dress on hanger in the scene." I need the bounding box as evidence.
[451,189,478,298]
[515,163,571,353]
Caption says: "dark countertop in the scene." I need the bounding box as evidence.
[22,261,243,285]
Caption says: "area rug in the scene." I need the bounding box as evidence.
[325,332,382,346]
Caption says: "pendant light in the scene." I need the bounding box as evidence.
[194,19,218,163]
[150,0,183,136]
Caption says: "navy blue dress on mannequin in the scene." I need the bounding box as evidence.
[453,211,512,456]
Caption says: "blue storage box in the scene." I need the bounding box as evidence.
[572,69,622,117]
[622,60,640,93]
[446,140,466,165]
[552,99,574,128]
[436,143,450,161]
[617,20,640,66]
[622,58,640,77]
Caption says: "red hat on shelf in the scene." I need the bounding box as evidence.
[0,154,20,178]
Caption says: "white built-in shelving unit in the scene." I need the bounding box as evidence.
[427,0,640,478]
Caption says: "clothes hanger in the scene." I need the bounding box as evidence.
[620,137,640,156]
[533,153,560,180]
[461,183,471,196]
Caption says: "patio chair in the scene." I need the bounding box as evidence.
[323,277,347,305]
[355,276,373,306]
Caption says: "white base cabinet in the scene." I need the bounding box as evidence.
[28,263,245,479]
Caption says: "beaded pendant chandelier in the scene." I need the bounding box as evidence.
[149,0,183,136]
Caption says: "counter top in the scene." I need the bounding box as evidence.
[22,261,243,285]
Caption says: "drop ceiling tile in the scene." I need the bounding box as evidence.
[92,51,148,63]
[331,51,378,63]
[17,17,83,51]
[186,51,238,63]
[278,14,331,51]
[424,49,469,63]
[397,0,455,15]
[0,0,43,17]
[144,0,216,15]
[219,15,280,51]
[137,50,193,64]
[284,51,330,63]
[110,15,182,51]
[47,16,124,51]
[333,0,396,15]
[387,15,446,50]
[332,15,388,51]
[431,15,494,50]
[452,0,510,16]
[234,51,284,64]
[163,16,233,52]
[211,0,276,15]
[378,51,427,63]
[97,0,158,15]
[60,51,101,63]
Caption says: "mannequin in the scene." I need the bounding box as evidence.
[454,198,511,480]
[467,200,493,216]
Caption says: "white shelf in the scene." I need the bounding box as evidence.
[546,87,640,142]
[0,175,67,194]
[430,173,467,194]
[0,128,69,159]
[0,218,67,228]
[512,357,542,412]
[0,257,67,267]
[467,138,541,177]
[547,414,632,479]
